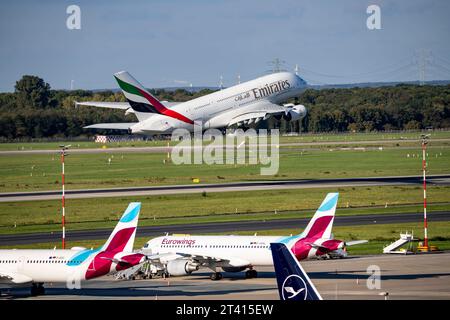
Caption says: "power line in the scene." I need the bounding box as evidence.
[299,57,414,79]
[414,49,433,85]
[434,54,450,67]
[267,58,287,73]
[301,62,416,84]
[431,61,450,75]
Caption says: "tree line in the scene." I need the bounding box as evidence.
[0,75,449,140]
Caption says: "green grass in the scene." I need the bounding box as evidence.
[280,130,450,143]
[1,130,450,151]
[1,185,449,235]
[0,139,176,151]
[2,221,449,256]
[0,146,449,192]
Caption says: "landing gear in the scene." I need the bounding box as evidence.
[210,272,223,281]
[245,269,258,279]
[31,283,45,296]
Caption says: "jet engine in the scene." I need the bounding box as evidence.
[282,104,307,121]
[166,260,199,276]
[221,266,247,273]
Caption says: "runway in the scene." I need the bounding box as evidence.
[2,211,450,246]
[2,252,450,300]
[1,174,450,202]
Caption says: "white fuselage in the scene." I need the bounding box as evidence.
[0,248,139,288]
[131,72,307,134]
[144,235,288,267]
[0,249,89,287]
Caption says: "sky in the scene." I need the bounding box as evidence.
[0,0,449,91]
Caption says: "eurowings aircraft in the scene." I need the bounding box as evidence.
[78,71,307,135]
[0,203,145,296]
[271,242,322,300]
[142,193,367,280]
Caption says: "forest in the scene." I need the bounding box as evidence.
[0,75,449,140]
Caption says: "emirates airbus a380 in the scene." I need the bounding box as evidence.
[78,71,307,135]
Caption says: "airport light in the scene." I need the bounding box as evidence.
[421,134,430,250]
[59,145,71,249]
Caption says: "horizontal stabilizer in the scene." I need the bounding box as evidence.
[83,123,137,130]
[346,240,368,246]
[75,101,130,110]
[76,101,179,109]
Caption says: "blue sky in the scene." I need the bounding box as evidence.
[0,0,449,91]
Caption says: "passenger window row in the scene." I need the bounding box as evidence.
[0,260,82,264]
[160,245,269,249]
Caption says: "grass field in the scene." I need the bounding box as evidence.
[0,146,448,192]
[1,221,448,256]
[1,130,450,151]
[0,131,449,252]
[1,185,449,235]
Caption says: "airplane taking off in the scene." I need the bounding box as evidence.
[142,193,367,280]
[78,71,307,135]
[0,203,145,296]
[270,242,322,300]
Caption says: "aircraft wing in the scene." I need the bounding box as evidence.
[0,270,33,285]
[83,123,137,130]
[179,252,251,267]
[227,101,286,127]
[147,251,250,268]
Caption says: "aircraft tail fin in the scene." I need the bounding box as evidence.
[101,202,141,253]
[302,193,338,239]
[270,242,322,300]
[113,71,193,124]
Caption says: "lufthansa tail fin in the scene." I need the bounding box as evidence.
[101,202,141,253]
[270,242,322,300]
[301,192,338,239]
